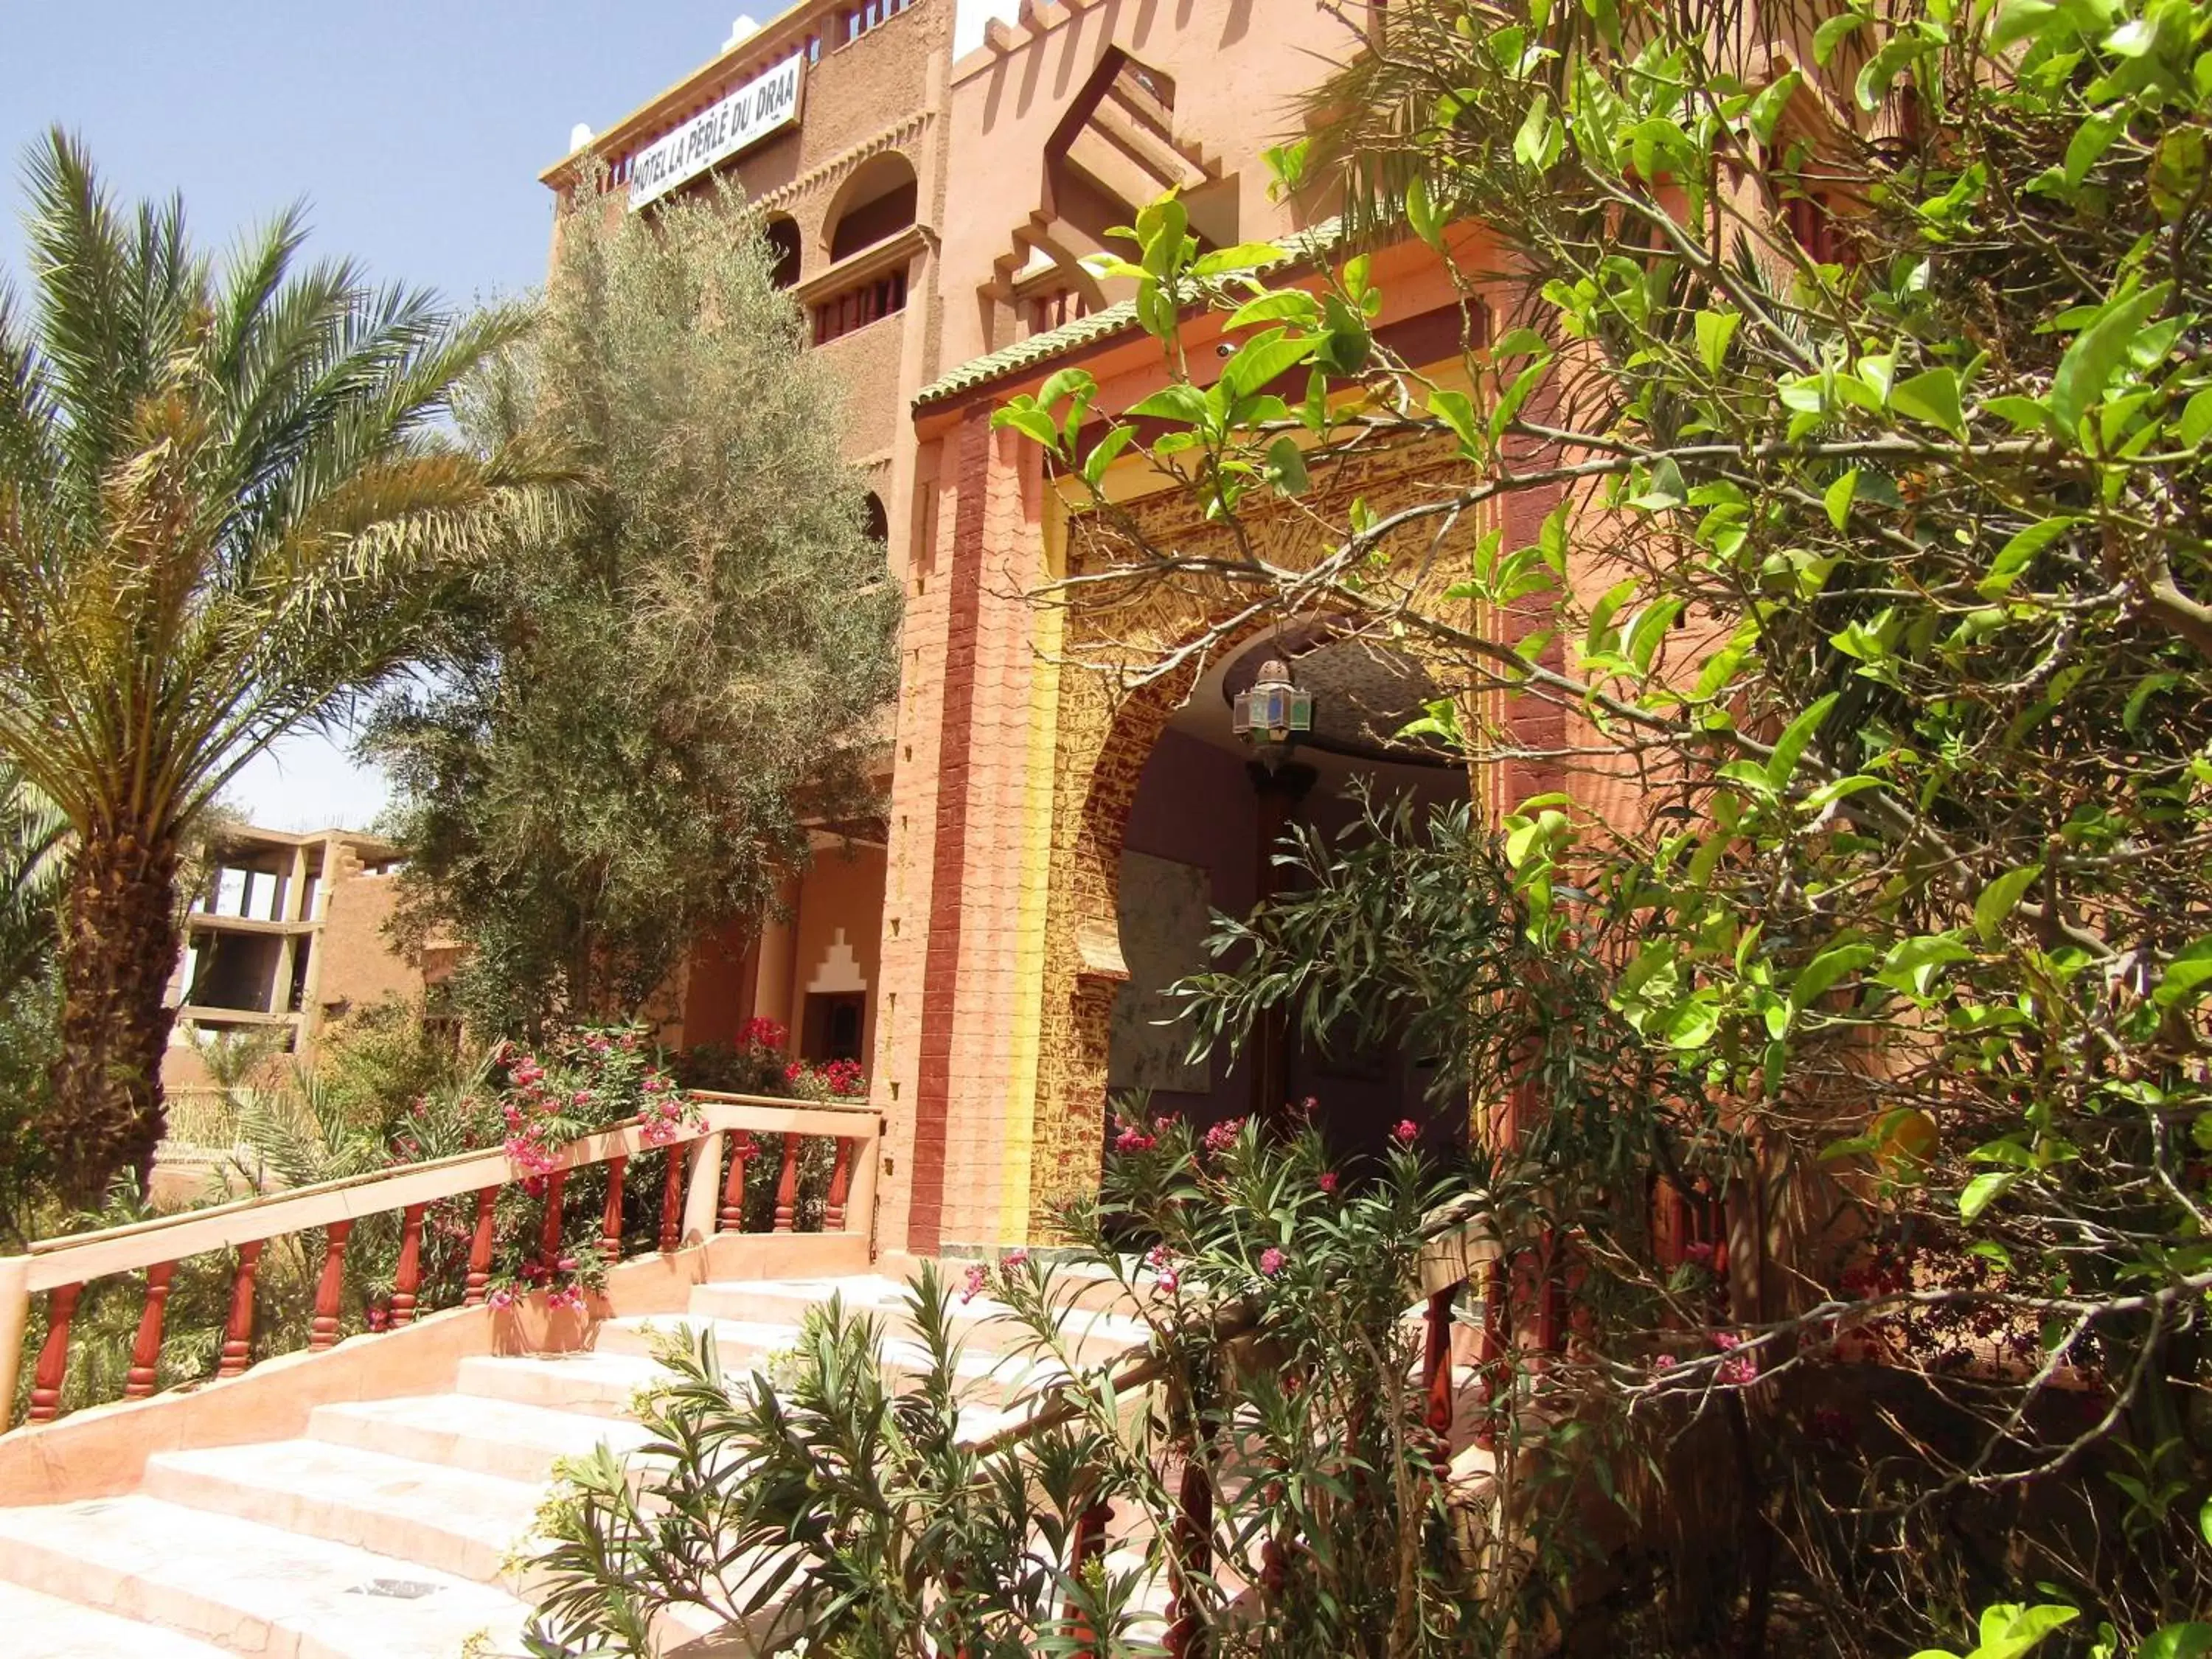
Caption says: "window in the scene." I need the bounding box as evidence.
[813,268,908,343]
[826,152,919,262]
[803,992,866,1063]
[765,216,802,290]
[807,32,823,63]
[1026,288,1091,338]
[844,0,915,44]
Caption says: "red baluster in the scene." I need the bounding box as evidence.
[720,1133,754,1232]
[824,1138,852,1230]
[392,1203,425,1327]
[464,1186,498,1306]
[540,1168,568,1262]
[310,1221,351,1351]
[218,1241,263,1378]
[658,1145,685,1252]
[125,1262,175,1398]
[773,1134,802,1232]
[27,1281,81,1422]
[600,1155,627,1262]
[1164,1455,1213,1658]
[1423,1283,1458,1446]
[1065,1495,1113,1653]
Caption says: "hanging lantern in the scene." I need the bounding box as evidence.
[1231,658,1315,768]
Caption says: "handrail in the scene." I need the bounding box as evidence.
[0,1091,882,1433]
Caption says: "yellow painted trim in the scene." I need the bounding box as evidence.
[996,487,1068,1243]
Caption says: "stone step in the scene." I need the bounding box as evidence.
[140,1439,545,1586]
[0,1496,531,1658]
[456,1351,672,1416]
[0,1579,236,1658]
[308,1392,656,1486]
[684,1275,1154,1366]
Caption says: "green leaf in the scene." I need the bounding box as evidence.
[2151,128,2208,223]
[1824,469,1859,531]
[991,401,1064,451]
[1135,196,1189,279]
[2180,387,2212,448]
[1429,389,1481,456]
[2154,935,2212,1008]
[1225,290,1321,330]
[1979,516,2079,598]
[1514,93,1554,169]
[1222,327,1317,399]
[1791,942,1877,1009]
[1080,425,1135,485]
[1746,71,1801,144]
[1891,366,1966,437]
[1406,173,1444,249]
[1989,0,2057,49]
[1814,11,1866,63]
[1694,309,1741,375]
[1189,241,1284,277]
[1959,1169,2020,1222]
[1855,32,1935,111]
[1126,385,1211,425]
[1766,692,1837,790]
[2051,283,2170,434]
[1266,436,1310,494]
[2142,1624,2212,1659]
[1973,864,2042,942]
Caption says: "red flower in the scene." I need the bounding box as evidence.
[1317,1172,1339,1194]
[1202,1117,1245,1154]
[1259,1247,1287,1277]
[1391,1119,1419,1145]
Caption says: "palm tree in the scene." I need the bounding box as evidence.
[0,766,68,1009]
[0,131,563,1205]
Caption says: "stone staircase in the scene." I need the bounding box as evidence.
[0,1262,1157,1658]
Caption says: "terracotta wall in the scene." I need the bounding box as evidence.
[313,869,421,1024]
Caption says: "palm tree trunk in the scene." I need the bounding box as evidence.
[47,821,180,1207]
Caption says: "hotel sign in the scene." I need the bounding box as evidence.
[627,54,804,212]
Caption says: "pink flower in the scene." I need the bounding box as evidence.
[1145,1244,1171,1270]
[1203,1117,1245,1154]
[1156,1267,1180,1294]
[1259,1247,1286,1277]
[1003,1249,1028,1270]
[960,1262,990,1304]
[1113,1124,1156,1154]
[1317,1172,1339,1194]
[1391,1120,1419,1145]
[1683,1241,1716,1267]
[1652,1353,1677,1373]
[488,1287,515,1310]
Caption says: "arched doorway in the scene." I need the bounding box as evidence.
[1107,630,1467,1162]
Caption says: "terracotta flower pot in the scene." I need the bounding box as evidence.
[491,1289,608,1357]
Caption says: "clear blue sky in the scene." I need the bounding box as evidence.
[1,3,822,832]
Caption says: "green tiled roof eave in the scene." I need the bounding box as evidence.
[910,216,1349,411]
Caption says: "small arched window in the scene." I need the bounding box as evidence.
[862,493,889,546]
[826,153,918,264]
[763,215,801,290]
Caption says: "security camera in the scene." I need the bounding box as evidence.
[1216,341,1237,358]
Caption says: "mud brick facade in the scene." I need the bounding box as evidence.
[547,1,1687,1254]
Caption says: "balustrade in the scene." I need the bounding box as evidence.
[0,1093,879,1432]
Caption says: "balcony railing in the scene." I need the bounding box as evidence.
[0,1091,881,1432]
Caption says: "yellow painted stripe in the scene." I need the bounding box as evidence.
[996,492,1067,1244]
